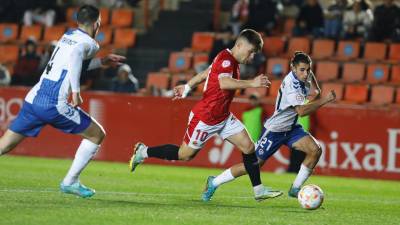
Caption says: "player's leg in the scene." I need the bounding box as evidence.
[0,129,26,156]
[287,128,321,198]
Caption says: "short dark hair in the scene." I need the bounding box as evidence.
[291,51,312,67]
[237,29,263,52]
[77,5,99,25]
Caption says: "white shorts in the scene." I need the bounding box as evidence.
[183,112,245,149]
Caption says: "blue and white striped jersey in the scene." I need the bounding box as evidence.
[25,29,99,106]
[264,71,311,132]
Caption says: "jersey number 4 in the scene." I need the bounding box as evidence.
[45,46,60,74]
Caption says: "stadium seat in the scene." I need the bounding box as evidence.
[20,25,42,42]
[0,23,18,42]
[287,37,310,56]
[263,36,285,57]
[146,72,170,90]
[366,64,389,84]
[111,9,134,27]
[336,40,360,59]
[192,53,209,68]
[396,88,400,104]
[267,79,282,99]
[244,87,268,97]
[194,82,205,95]
[312,39,335,59]
[43,25,66,42]
[363,42,387,61]
[344,84,369,104]
[0,44,19,63]
[283,18,295,37]
[321,82,344,101]
[390,65,400,84]
[66,7,78,25]
[342,62,365,82]
[170,73,192,88]
[370,85,394,105]
[388,43,400,62]
[266,58,289,78]
[168,52,193,73]
[113,28,136,48]
[95,27,112,46]
[95,47,112,58]
[191,32,214,52]
[315,61,339,82]
[100,8,110,25]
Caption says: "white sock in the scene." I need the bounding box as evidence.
[253,184,265,195]
[292,164,313,188]
[62,139,99,185]
[142,146,148,158]
[212,169,235,187]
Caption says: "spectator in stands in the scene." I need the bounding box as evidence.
[230,0,249,36]
[369,0,400,42]
[0,64,11,86]
[38,40,57,73]
[12,38,41,86]
[245,0,279,36]
[110,64,139,93]
[342,0,373,39]
[324,0,348,39]
[293,0,324,37]
[23,1,57,27]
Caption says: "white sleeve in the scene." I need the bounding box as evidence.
[69,43,86,92]
[87,58,102,70]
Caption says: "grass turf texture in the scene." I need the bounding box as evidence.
[0,155,399,225]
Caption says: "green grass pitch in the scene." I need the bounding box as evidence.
[0,155,399,225]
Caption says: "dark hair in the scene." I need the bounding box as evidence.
[291,51,312,67]
[237,29,263,52]
[77,5,100,25]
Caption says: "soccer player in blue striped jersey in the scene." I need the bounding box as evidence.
[0,5,125,198]
[202,51,336,201]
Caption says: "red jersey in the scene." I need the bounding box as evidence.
[192,49,240,125]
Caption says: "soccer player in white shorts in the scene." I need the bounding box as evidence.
[0,5,125,198]
[130,29,283,201]
[202,51,337,201]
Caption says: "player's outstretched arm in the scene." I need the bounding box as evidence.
[295,90,336,117]
[308,71,321,101]
[172,67,210,100]
[87,54,126,71]
[219,74,271,90]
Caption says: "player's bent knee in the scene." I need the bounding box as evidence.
[308,146,322,159]
[241,142,255,154]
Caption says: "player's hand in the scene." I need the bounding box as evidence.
[71,92,83,107]
[253,74,271,88]
[101,54,126,67]
[325,90,336,103]
[172,85,185,101]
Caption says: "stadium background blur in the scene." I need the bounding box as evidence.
[0,0,399,180]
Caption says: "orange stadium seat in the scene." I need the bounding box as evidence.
[95,27,113,46]
[321,82,344,101]
[342,62,365,82]
[244,87,268,97]
[168,52,192,73]
[0,44,19,63]
[396,88,400,104]
[0,23,18,42]
[113,28,136,48]
[111,9,134,27]
[20,25,42,42]
[191,32,214,52]
[315,61,339,81]
[312,39,335,59]
[390,65,400,84]
[344,84,369,103]
[146,72,170,90]
[66,7,78,26]
[43,25,66,42]
[193,53,209,67]
[366,64,389,84]
[267,79,282,99]
[266,58,289,78]
[336,40,360,59]
[370,85,394,105]
[263,36,285,56]
[170,73,192,87]
[99,8,110,25]
[287,37,310,56]
[388,43,400,62]
[363,42,387,61]
[95,47,112,58]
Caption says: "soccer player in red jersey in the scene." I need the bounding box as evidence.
[129,29,282,201]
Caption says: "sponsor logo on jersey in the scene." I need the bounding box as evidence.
[222,60,231,68]
[296,94,305,102]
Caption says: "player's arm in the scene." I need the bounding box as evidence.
[219,74,270,90]
[308,71,321,101]
[68,44,86,107]
[87,54,126,70]
[172,67,210,100]
[295,90,336,117]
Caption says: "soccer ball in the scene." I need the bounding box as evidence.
[298,184,324,210]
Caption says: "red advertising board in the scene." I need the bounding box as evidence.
[1,87,399,180]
